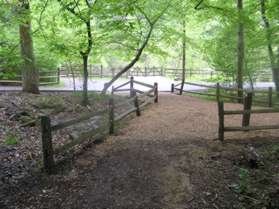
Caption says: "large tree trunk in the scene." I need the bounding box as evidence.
[260,0,279,95]
[237,0,244,102]
[180,20,186,95]
[19,0,39,94]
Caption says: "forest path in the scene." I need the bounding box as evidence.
[16,94,279,209]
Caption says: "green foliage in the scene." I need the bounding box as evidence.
[4,134,19,146]
[0,0,278,84]
[231,168,250,194]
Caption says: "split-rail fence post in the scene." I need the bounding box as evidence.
[218,101,225,141]
[134,94,141,116]
[154,82,158,103]
[216,83,220,102]
[109,97,115,135]
[268,87,273,107]
[130,76,134,97]
[242,92,253,129]
[171,83,175,93]
[41,116,55,174]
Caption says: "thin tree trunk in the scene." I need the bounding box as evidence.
[237,0,244,102]
[180,20,186,95]
[19,0,39,94]
[82,55,89,106]
[260,0,279,95]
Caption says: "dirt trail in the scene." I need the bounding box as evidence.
[11,94,279,209]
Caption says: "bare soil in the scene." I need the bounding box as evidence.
[2,94,279,209]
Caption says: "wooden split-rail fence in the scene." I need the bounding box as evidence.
[172,82,277,108]
[40,77,158,174]
[218,92,279,141]
[0,69,60,86]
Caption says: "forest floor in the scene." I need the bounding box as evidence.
[1,94,279,209]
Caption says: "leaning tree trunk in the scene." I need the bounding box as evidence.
[19,0,39,94]
[236,0,244,102]
[101,25,154,94]
[260,0,279,96]
[180,20,186,95]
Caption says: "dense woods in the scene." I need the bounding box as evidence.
[0,0,278,97]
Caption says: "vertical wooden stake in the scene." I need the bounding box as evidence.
[216,83,220,102]
[171,83,175,93]
[154,82,158,103]
[268,87,273,107]
[41,116,54,174]
[57,68,60,84]
[242,92,253,128]
[109,97,114,135]
[130,76,134,97]
[134,95,141,116]
[218,101,224,141]
[100,65,103,78]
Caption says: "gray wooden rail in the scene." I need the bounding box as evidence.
[218,93,279,141]
[0,69,60,86]
[172,82,276,107]
[41,78,158,174]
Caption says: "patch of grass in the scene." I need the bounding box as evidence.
[232,168,250,194]
[4,134,19,145]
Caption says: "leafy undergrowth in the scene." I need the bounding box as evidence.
[0,92,125,194]
[230,142,279,209]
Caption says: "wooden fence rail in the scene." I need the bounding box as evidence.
[218,93,279,141]
[173,82,277,107]
[0,69,60,86]
[41,77,158,174]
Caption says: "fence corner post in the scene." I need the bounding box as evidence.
[134,94,141,116]
[171,83,174,93]
[109,97,115,135]
[268,87,273,107]
[242,92,253,129]
[41,115,54,174]
[216,82,220,102]
[130,76,134,97]
[57,68,60,84]
[154,82,158,103]
[218,101,224,141]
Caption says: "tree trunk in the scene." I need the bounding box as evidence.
[237,0,244,102]
[180,20,186,95]
[19,0,39,94]
[82,55,89,106]
[260,0,279,95]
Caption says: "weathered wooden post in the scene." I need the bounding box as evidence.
[109,97,115,134]
[130,76,134,97]
[154,82,158,103]
[218,101,224,141]
[268,87,273,107]
[171,83,175,93]
[41,116,54,174]
[134,94,141,116]
[216,83,220,102]
[57,67,60,84]
[242,92,253,128]
[100,65,103,78]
